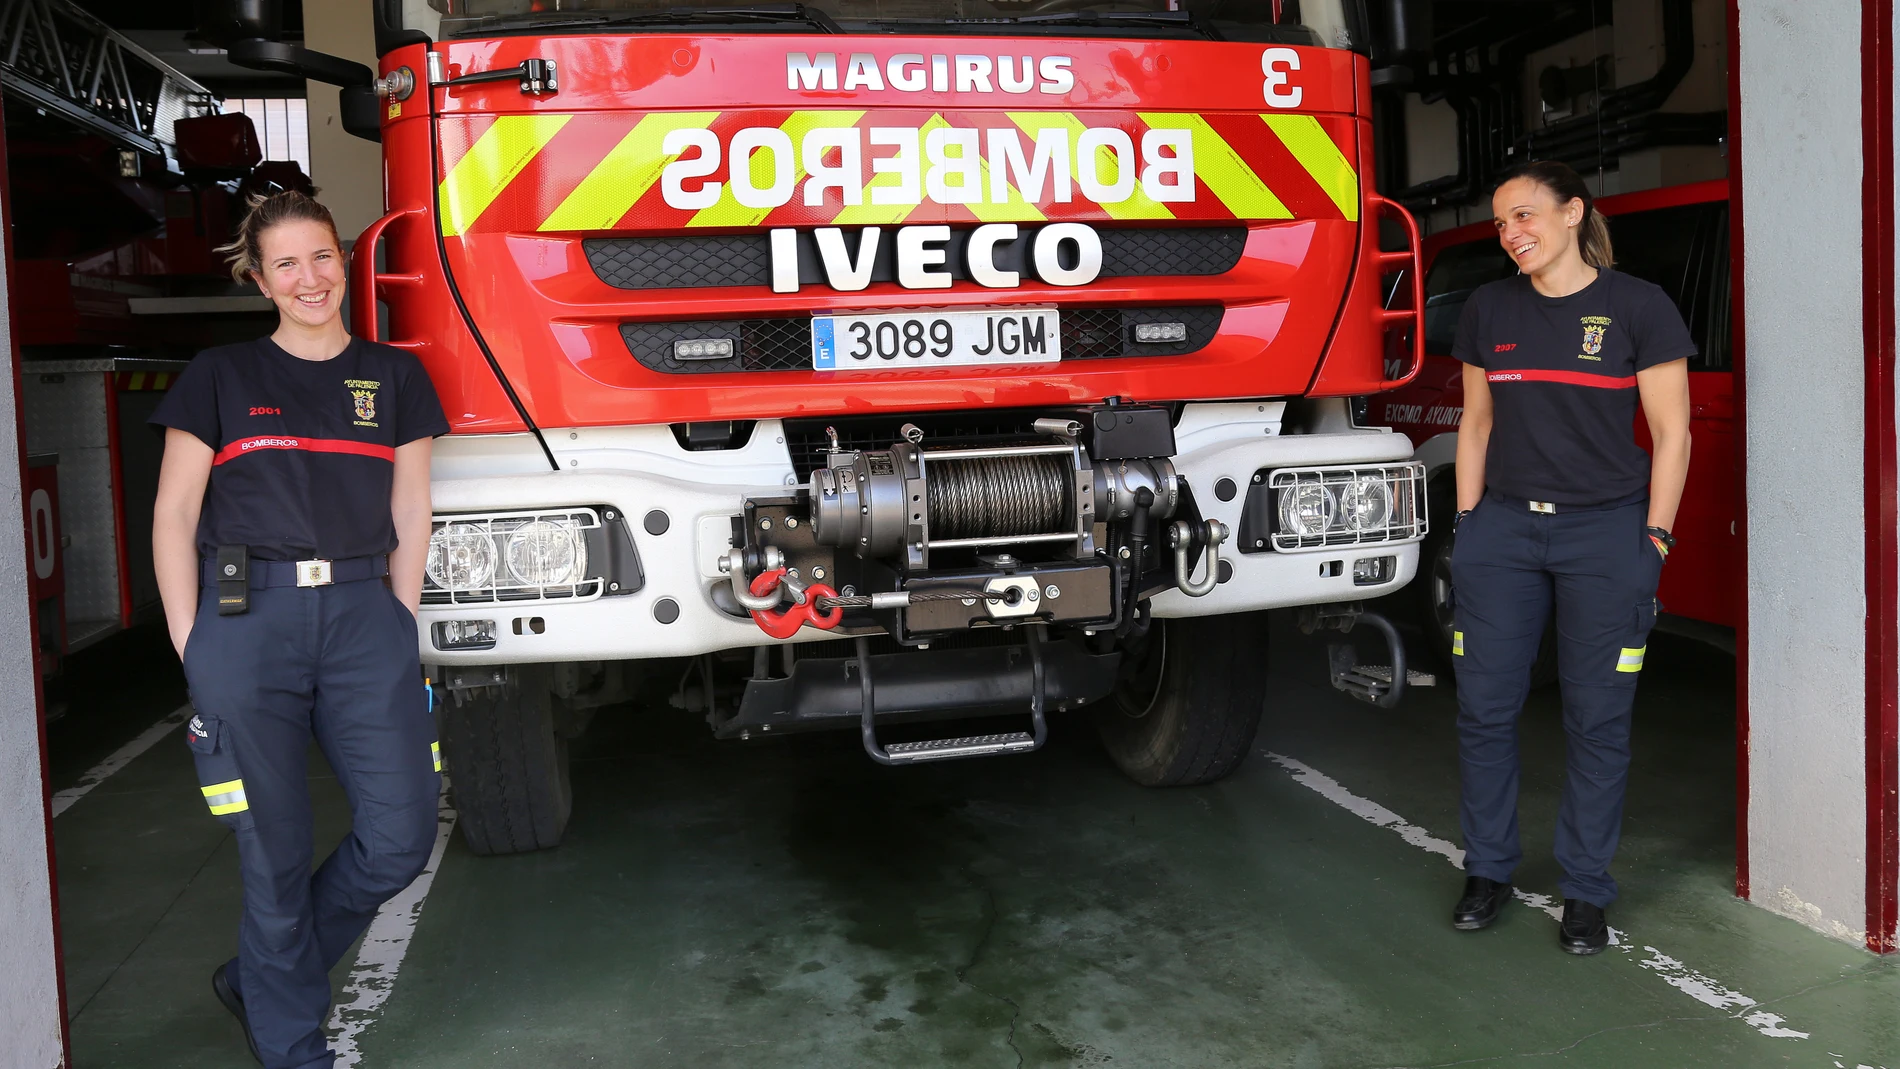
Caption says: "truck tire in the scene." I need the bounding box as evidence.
[1095,613,1267,786]
[441,667,572,856]
[1416,513,1559,690]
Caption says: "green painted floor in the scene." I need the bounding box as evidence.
[50,618,1900,1068]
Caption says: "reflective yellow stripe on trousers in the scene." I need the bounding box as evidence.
[201,778,249,816]
[1616,646,1646,673]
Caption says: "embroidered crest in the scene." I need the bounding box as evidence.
[352,389,376,422]
[1581,324,1605,355]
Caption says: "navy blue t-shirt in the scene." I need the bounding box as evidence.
[1453,269,1696,506]
[151,336,450,561]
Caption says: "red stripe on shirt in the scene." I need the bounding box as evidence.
[1486,369,1638,389]
[213,436,396,466]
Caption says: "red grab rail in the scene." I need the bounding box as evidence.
[1369,191,1426,392]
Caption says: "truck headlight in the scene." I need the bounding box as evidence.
[504,519,588,586]
[1278,482,1336,537]
[1338,476,1393,532]
[426,522,497,590]
[422,508,621,605]
[1255,464,1426,551]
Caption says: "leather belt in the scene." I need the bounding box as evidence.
[202,554,389,589]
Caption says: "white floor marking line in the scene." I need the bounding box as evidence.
[51,704,192,818]
[326,778,458,1068]
[1264,752,1810,1041]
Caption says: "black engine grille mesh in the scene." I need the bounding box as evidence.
[621,306,1222,374]
[585,226,1245,291]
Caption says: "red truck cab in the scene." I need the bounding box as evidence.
[1372,178,1736,662]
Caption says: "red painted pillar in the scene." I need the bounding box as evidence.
[1863,0,1899,956]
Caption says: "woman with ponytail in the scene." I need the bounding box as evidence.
[150,191,449,1066]
[1443,161,1693,954]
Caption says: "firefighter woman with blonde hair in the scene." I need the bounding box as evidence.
[1444,161,1693,953]
[150,190,448,1067]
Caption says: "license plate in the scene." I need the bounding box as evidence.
[812,308,1061,370]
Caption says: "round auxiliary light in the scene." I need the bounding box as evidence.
[426,523,497,591]
[1279,482,1336,537]
[1338,475,1394,532]
[505,520,588,587]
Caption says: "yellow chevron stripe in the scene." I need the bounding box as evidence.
[831,113,952,227]
[690,110,864,228]
[1138,112,1288,220]
[1263,114,1359,221]
[539,112,719,232]
[439,113,573,237]
[1008,112,1173,221]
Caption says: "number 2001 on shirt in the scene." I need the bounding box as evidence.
[812,308,1061,370]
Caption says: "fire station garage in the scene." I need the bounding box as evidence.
[0,0,1896,1066]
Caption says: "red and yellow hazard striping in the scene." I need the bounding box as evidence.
[436,109,1359,236]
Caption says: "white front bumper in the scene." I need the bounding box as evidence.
[421,403,1421,665]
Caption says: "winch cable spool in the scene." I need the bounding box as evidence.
[926,454,1072,540]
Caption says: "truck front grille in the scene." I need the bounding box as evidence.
[620,305,1221,375]
[584,226,1247,291]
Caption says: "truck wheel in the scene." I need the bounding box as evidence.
[1095,613,1267,787]
[1416,520,1559,689]
[441,667,572,856]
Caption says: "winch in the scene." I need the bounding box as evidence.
[718,405,1229,641]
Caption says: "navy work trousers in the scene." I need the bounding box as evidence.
[182,575,439,1069]
[1449,491,1661,907]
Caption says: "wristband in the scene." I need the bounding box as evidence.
[1646,525,1675,558]
[1454,509,1473,532]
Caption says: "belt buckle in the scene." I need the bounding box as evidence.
[296,559,334,587]
[1528,501,1556,514]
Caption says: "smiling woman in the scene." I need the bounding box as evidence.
[1443,161,1695,956]
[145,190,453,1067]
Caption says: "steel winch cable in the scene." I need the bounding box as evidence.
[926,454,1070,540]
[811,588,1006,612]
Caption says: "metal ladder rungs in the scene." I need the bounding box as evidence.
[884,731,1038,763]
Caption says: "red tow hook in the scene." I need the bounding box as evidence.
[748,567,843,639]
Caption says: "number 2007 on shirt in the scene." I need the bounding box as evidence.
[812,308,1061,370]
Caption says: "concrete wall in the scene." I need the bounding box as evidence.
[304,3,384,241]
[1740,0,1870,944]
[0,156,65,1064]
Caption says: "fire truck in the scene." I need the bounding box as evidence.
[218,1,1431,855]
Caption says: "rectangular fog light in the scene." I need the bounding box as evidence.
[674,338,735,361]
[1352,556,1395,585]
[433,619,497,650]
[1133,321,1188,344]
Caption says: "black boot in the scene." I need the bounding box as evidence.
[1559,899,1610,955]
[1451,876,1512,930]
[212,958,263,1065]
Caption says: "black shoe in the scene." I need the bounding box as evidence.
[1451,876,1512,930]
[212,958,263,1066]
[1559,899,1610,955]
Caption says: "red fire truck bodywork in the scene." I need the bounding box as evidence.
[356,36,1418,430]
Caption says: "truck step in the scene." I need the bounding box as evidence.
[884,731,1039,763]
[1354,665,1437,687]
